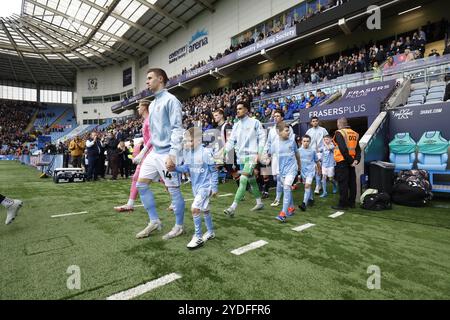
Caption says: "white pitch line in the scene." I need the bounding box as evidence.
[106,273,182,300]
[329,211,345,218]
[218,193,234,198]
[51,211,88,218]
[231,240,268,256]
[292,223,315,232]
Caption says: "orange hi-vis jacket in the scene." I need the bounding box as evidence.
[333,128,359,163]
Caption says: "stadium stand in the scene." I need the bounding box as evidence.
[2,0,450,301]
[0,99,38,156]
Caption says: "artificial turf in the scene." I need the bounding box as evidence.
[1,161,449,300]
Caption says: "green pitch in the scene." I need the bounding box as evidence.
[1,161,449,300]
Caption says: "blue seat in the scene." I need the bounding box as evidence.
[426,92,444,100]
[417,153,448,171]
[389,153,415,170]
[388,133,417,170]
[416,131,449,171]
[411,88,427,96]
[407,96,424,104]
[428,86,446,94]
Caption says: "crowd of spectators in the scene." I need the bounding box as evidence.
[0,100,38,155]
[170,0,349,82]
[36,111,56,119]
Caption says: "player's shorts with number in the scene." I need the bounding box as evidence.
[239,156,257,176]
[139,150,181,187]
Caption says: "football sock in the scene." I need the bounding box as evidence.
[168,187,185,226]
[136,182,159,221]
[203,211,214,232]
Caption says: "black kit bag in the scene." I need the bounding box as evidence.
[391,170,433,207]
[361,192,392,211]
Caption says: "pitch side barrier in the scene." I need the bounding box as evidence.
[19,153,64,175]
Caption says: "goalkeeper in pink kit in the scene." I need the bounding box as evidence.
[114,100,152,212]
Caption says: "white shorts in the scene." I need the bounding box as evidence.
[302,172,315,184]
[138,151,181,187]
[191,188,210,212]
[322,166,335,177]
[271,155,279,176]
[280,174,296,187]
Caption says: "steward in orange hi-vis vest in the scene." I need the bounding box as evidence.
[333,129,359,163]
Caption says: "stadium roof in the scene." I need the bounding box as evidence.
[0,0,216,87]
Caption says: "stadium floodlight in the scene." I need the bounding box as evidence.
[398,5,421,15]
[260,48,272,61]
[315,38,330,45]
[209,68,225,79]
[338,17,352,35]
[258,59,269,65]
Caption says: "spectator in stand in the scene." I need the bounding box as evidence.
[429,49,440,57]
[68,136,85,168]
[384,56,397,70]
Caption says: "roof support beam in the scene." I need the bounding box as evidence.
[0,20,38,84]
[194,0,215,12]
[14,25,83,72]
[19,18,109,68]
[8,56,19,82]
[22,26,103,69]
[26,0,150,53]
[6,20,72,86]
[134,0,187,29]
[20,15,134,61]
[79,0,167,41]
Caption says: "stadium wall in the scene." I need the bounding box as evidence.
[75,61,137,123]
[136,0,303,89]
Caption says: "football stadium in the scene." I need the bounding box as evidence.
[1,0,450,303]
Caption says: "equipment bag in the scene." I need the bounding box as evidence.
[391,169,432,207]
[361,192,392,211]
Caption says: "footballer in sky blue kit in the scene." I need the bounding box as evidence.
[318,135,337,197]
[269,122,301,223]
[171,127,219,249]
[298,135,321,211]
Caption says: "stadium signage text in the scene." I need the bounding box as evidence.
[389,102,450,141]
[345,84,392,99]
[166,27,297,86]
[392,109,414,120]
[307,104,367,119]
[299,81,398,123]
[169,29,209,64]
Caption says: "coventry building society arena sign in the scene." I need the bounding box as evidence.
[169,29,209,64]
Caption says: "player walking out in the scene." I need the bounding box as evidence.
[114,100,152,212]
[223,101,266,217]
[134,68,185,240]
[170,127,218,249]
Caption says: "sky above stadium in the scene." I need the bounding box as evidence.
[1,0,22,18]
